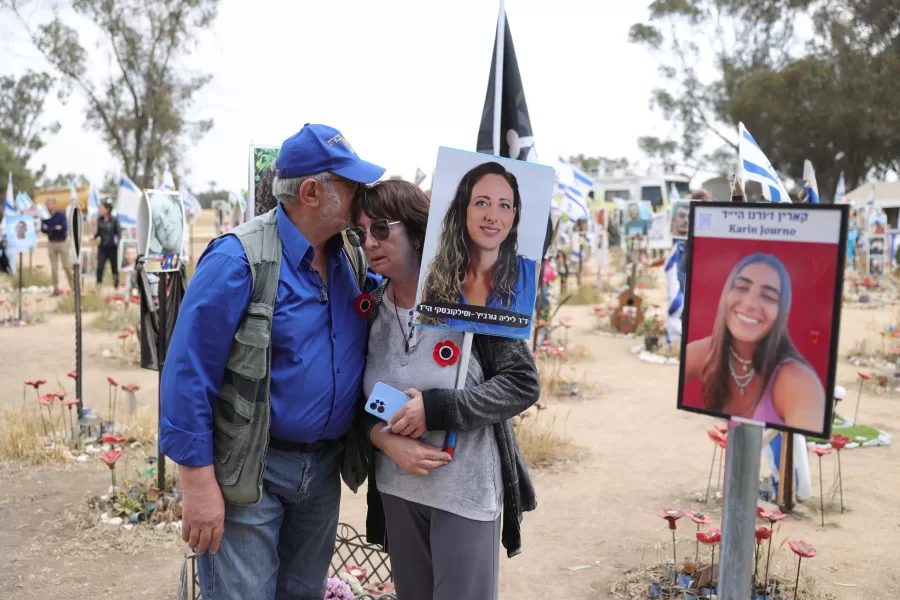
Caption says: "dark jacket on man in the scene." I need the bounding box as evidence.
[95,215,121,247]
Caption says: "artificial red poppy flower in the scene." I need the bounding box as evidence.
[345,566,367,582]
[60,398,79,407]
[38,393,55,406]
[755,526,774,545]
[117,333,129,340]
[689,512,712,526]
[757,507,786,523]
[25,379,47,389]
[98,448,124,468]
[715,423,728,434]
[542,339,554,348]
[354,293,373,318]
[365,582,395,595]
[67,370,77,380]
[559,316,573,328]
[830,434,851,451]
[592,306,603,314]
[857,371,872,380]
[129,296,140,306]
[104,296,115,304]
[717,437,727,450]
[127,327,137,334]
[810,447,832,457]
[657,508,685,530]
[551,346,566,357]
[788,539,817,559]
[707,428,725,444]
[102,434,128,445]
[54,391,67,400]
[35,297,42,304]
[121,383,141,392]
[696,528,722,544]
[107,377,119,387]
[433,340,460,367]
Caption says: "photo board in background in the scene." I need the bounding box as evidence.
[137,190,186,272]
[4,214,37,254]
[414,146,554,340]
[119,240,139,272]
[622,200,651,238]
[677,202,849,439]
[648,211,671,250]
[670,200,691,240]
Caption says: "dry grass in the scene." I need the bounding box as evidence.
[92,301,140,331]
[1,266,54,288]
[515,414,579,468]
[55,287,105,313]
[121,404,159,446]
[565,284,605,306]
[0,405,67,464]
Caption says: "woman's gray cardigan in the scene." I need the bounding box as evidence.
[358,282,540,558]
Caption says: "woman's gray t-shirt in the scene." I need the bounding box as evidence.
[363,291,503,522]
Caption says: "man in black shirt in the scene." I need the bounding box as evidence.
[40,198,74,295]
[94,199,121,288]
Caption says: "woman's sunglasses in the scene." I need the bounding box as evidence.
[346,220,400,247]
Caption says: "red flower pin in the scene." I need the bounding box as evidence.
[354,293,373,317]
[433,340,460,367]
[788,539,817,559]
[755,526,774,545]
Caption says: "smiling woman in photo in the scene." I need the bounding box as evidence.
[683,253,825,431]
[419,161,537,336]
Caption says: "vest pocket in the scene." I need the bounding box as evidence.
[212,392,256,486]
[225,316,270,381]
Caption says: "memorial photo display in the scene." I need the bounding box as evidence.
[677,202,849,439]
[414,146,554,340]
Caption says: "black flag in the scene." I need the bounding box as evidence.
[476,14,537,163]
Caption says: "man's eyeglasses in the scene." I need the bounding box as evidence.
[346,220,400,247]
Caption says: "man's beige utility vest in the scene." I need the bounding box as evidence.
[213,208,366,505]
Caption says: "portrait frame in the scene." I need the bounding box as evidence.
[676,201,849,439]
[648,211,671,250]
[622,200,652,238]
[670,199,692,240]
[413,146,555,340]
[4,214,37,255]
[137,189,186,273]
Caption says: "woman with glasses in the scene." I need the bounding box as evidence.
[347,180,540,600]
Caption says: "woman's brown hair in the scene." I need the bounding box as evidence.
[351,180,430,260]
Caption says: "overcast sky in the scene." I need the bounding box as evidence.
[1,0,703,192]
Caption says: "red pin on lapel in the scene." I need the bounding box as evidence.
[809,331,821,344]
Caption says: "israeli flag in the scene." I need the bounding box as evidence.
[15,191,33,212]
[87,183,100,219]
[116,174,141,226]
[835,171,847,204]
[665,245,684,343]
[161,163,176,191]
[180,184,201,218]
[801,160,820,204]
[738,123,791,203]
[4,172,14,214]
[555,157,592,220]
[669,182,682,203]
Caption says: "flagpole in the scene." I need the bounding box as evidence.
[492,0,506,156]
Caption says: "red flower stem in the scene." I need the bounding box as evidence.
[711,545,716,590]
[695,523,700,560]
[837,451,844,513]
[854,380,863,423]
[705,445,717,503]
[793,556,802,600]
[717,447,724,499]
[818,455,825,527]
[110,467,116,491]
[38,406,48,437]
[671,529,676,568]
[754,543,760,582]
[47,404,54,434]
[107,385,113,423]
[764,530,773,596]
[112,387,118,425]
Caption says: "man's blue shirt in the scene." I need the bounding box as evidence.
[160,204,379,467]
[40,211,67,242]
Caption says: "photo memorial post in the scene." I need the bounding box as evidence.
[5,214,37,319]
[66,202,85,418]
[676,201,848,595]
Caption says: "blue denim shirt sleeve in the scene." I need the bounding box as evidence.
[159,235,251,467]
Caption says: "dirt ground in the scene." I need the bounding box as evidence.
[1,219,898,599]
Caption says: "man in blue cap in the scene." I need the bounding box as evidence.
[160,124,385,599]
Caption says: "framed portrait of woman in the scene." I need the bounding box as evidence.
[137,190,186,272]
[677,202,849,438]
[414,147,555,340]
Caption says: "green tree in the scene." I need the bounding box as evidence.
[0,140,37,195]
[568,154,631,177]
[4,0,219,188]
[38,172,90,187]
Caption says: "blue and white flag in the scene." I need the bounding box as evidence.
[116,174,141,226]
[555,156,592,221]
[161,163,176,191]
[15,191,33,212]
[69,180,79,212]
[835,171,847,204]
[4,172,15,214]
[801,159,820,204]
[669,182,682,203]
[180,183,201,218]
[87,183,100,219]
[738,123,791,203]
[665,245,684,342]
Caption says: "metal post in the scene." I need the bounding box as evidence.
[780,434,795,514]
[74,261,84,417]
[492,0,505,158]
[157,271,168,491]
[17,253,23,321]
[717,421,763,599]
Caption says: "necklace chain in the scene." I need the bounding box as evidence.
[728,354,756,396]
[391,283,415,356]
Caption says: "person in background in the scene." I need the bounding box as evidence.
[0,204,10,275]
[40,198,74,296]
[94,199,121,289]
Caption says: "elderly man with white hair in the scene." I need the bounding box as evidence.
[160,124,384,599]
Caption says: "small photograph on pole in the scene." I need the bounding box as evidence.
[414,146,554,340]
[4,214,37,254]
[670,200,691,240]
[138,190,186,272]
[677,202,849,439]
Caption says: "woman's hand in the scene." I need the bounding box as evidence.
[389,388,427,438]
[370,425,451,476]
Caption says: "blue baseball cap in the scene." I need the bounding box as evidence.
[275,123,386,184]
